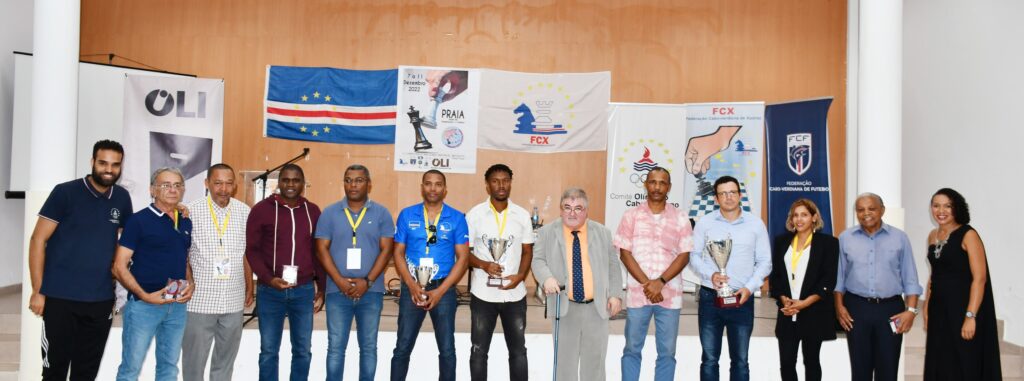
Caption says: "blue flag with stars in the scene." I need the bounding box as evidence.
[264,65,398,144]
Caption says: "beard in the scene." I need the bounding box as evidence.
[91,167,121,187]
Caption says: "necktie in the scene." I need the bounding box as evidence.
[571,231,584,302]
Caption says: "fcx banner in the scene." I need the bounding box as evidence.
[765,98,834,239]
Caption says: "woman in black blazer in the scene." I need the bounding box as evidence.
[768,199,839,381]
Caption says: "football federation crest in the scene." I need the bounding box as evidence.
[787,133,812,176]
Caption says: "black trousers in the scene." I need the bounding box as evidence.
[41,296,115,381]
[469,295,528,381]
[844,294,905,381]
[777,336,823,381]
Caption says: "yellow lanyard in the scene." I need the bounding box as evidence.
[790,233,813,281]
[488,201,508,238]
[206,197,230,247]
[423,204,443,255]
[344,205,368,247]
[172,209,180,232]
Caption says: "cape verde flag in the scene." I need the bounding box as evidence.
[264,66,398,144]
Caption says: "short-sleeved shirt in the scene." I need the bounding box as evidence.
[119,204,193,299]
[466,199,535,303]
[394,203,469,279]
[613,202,694,309]
[186,197,250,314]
[38,176,133,302]
[315,199,395,294]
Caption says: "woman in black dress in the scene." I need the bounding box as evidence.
[923,188,1001,380]
[768,199,839,381]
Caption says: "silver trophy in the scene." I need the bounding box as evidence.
[409,262,439,302]
[705,234,740,308]
[483,234,513,287]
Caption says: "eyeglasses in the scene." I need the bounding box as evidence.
[156,183,184,190]
[344,177,368,185]
[427,225,437,245]
[716,190,739,198]
[561,206,585,215]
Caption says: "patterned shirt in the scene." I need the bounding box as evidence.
[186,197,251,314]
[614,202,694,309]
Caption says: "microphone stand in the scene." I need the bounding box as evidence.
[243,147,309,327]
[251,148,310,201]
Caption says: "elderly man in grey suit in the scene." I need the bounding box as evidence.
[532,187,624,381]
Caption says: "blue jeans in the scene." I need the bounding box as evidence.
[325,291,384,381]
[390,283,457,381]
[621,305,681,381]
[257,282,314,381]
[116,298,187,381]
[697,287,754,381]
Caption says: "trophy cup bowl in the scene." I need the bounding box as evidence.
[706,238,741,308]
[485,237,512,287]
[410,263,440,302]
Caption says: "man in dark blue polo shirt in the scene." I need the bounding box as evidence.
[113,167,194,381]
[390,170,470,381]
[28,140,133,381]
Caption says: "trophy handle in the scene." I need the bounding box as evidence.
[431,264,440,280]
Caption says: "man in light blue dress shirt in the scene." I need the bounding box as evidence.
[690,176,772,381]
[835,193,922,381]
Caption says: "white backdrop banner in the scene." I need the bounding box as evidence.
[604,103,688,235]
[478,69,609,153]
[394,66,480,174]
[123,75,224,211]
[680,102,765,222]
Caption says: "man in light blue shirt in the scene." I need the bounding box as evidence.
[315,164,395,381]
[690,176,771,381]
[835,193,922,381]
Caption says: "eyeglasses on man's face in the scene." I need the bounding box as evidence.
[716,190,739,198]
[156,182,184,190]
[561,205,585,215]
[344,177,368,185]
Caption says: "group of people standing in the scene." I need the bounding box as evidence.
[26,139,1001,381]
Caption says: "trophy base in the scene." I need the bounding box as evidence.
[486,277,507,287]
[414,140,433,151]
[715,295,741,308]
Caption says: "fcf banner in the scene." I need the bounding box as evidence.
[478,69,609,152]
[681,102,765,222]
[766,98,834,239]
[264,65,397,145]
[394,66,480,174]
[123,75,224,211]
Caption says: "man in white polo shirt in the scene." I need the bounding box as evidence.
[466,164,535,380]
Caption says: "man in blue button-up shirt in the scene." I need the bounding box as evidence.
[835,193,922,381]
[690,176,772,381]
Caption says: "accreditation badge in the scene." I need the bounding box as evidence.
[215,257,231,280]
[347,248,362,270]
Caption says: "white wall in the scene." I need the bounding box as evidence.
[0,0,33,287]
[904,0,1024,345]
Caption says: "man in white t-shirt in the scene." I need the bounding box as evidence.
[466,164,535,380]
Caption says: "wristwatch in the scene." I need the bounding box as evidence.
[907,307,919,315]
[657,276,668,284]
[965,311,976,319]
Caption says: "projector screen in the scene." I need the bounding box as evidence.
[9,52,193,191]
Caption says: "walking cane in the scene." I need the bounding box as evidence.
[551,285,565,381]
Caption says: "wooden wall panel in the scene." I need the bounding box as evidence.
[80,0,847,231]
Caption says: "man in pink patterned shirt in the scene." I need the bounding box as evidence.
[614,167,694,381]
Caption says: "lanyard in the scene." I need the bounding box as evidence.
[206,196,231,247]
[789,233,813,281]
[423,204,443,255]
[488,201,508,238]
[344,205,368,247]
[172,209,180,232]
